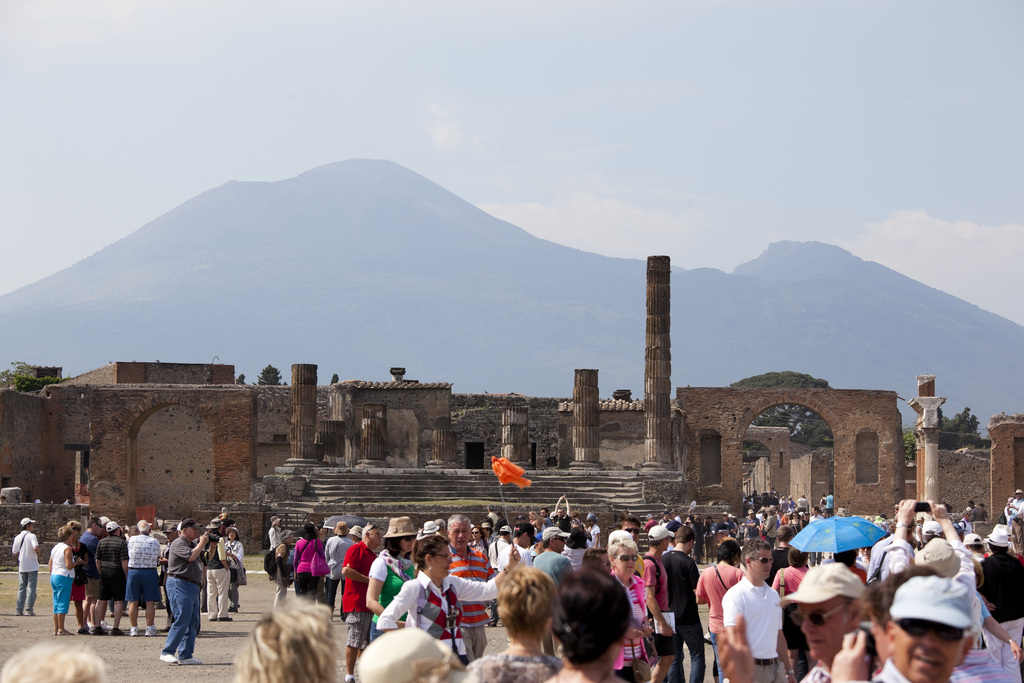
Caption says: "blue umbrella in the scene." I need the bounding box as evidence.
[790,517,886,553]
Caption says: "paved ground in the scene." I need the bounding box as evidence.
[0,569,716,682]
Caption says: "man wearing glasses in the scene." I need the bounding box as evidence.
[723,539,796,683]
[618,516,644,574]
[777,563,864,682]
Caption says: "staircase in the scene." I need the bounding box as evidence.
[298,467,678,520]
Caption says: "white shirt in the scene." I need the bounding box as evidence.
[496,542,533,572]
[377,570,500,631]
[13,530,39,572]
[588,524,602,548]
[722,576,783,659]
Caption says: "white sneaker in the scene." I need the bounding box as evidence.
[145,626,157,637]
[159,654,178,664]
[100,622,111,632]
[177,657,202,666]
[129,627,139,637]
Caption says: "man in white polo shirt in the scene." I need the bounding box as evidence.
[723,538,796,683]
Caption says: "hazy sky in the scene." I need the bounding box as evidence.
[3,1,1023,324]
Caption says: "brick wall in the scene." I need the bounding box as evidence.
[0,390,43,499]
[454,394,563,469]
[989,415,1024,512]
[0,503,89,568]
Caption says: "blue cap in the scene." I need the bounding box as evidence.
[889,576,972,629]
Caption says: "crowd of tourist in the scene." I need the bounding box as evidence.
[8,491,1024,683]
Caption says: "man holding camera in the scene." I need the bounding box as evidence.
[160,519,210,666]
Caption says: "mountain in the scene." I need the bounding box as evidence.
[2,159,1021,426]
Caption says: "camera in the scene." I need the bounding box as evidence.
[207,531,221,543]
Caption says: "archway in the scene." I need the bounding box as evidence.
[742,405,835,506]
[131,403,214,519]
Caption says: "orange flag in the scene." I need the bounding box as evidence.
[491,456,532,488]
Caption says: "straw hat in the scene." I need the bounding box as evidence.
[359,629,472,683]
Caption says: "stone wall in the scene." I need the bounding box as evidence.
[938,449,990,511]
[0,503,89,568]
[989,415,1024,512]
[451,394,563,469]
[556,399,647,469]
[0,390,43,499]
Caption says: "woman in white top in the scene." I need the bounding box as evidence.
[377,534,520,663]
[225,527,244,612]
[49,524,77,636]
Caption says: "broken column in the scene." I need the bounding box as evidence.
[286,363,321,465]
[643,255,673,470]
[357,404,387,467]
[908,374,945,502]
[428,429,458,469]
[502,405,530,467]
[571,369,601,468]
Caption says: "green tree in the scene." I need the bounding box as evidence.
[236,373,246,385]
[730,371,830,389]
[330,373,339,384]
[0,361,33,387]
[939,406,987,450]
[903,427,917,461]
[256,365,283,386]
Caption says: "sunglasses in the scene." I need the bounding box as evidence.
[616,554,639,562]
[747,557,772,565]
[896,618,965,641]
[623,528,640,534]
[792,602,848,627]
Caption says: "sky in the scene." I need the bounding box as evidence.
[2,1,1023,324]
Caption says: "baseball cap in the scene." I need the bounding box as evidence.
[542,526,570,541]
[498,525,512,534]
[20,517,34,527]
[665,520,682,533]
[105,521,120,533]
[922,520,942,536]
[648,525,673,542]
[779,563,865,607]
[889,576,972,629]
[963,533,984,546]
[179,518,202,531]
[586,512,598,522]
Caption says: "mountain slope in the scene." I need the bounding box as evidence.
[2,160,1021,426]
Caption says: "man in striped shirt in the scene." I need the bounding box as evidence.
[447,513,495,662]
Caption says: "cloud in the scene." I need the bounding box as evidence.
[423,98,464,149]
[843,210,1024,325]
[0,0,144,47]
[479,193,704,261]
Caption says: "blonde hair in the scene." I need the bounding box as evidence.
[56,524,75,542]
[233,600,337,683]
[1,642,106,683]
[498,567,556,640]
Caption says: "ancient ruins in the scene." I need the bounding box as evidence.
[2,255,1021,553]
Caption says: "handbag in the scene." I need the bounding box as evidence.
[310,540,330,577]
[630,639,652,682]
[236,562,248,586]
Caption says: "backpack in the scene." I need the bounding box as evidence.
[264,549,277,578]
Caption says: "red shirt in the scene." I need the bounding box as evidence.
[341,541,376,613]
[448,544,495,627]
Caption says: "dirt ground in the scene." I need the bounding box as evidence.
[0,569,715,682]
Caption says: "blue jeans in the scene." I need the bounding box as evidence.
[17,571,38,613]
[709,631,720,679]
[162,578,201,661]
[667,622,706,683]
[369,619,383,642]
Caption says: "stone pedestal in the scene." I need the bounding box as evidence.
[571,369,602,469]
[357,404,387,467]
[501,406,530,467]
[286,364,321,466]
[643,255,673,470]
[427,429,457,469]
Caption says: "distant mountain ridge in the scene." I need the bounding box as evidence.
[2,159,1021,426]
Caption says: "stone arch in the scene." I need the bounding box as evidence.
[130,403,215,519]
[88,387,255,521]
[678,387,902,514]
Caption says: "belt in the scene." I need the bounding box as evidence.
[169,574,202,587]
[128,566,158,571]
[754,658,778,666]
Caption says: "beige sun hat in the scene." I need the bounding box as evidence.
[383,516,417,539]
[916,538,960,578]
[358,629,473,683]
[779,563,865,607]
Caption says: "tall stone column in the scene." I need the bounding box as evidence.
[502,405,530,467]
[427,429,457,469]
[908,375,945,502]
[357,404,387,467]
[315,419,346,465]
[643,255,673,470]
[571,369,601,469]
[286,364,321,465]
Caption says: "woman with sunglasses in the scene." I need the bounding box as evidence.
[607,530,653,681]
[376,534,520,664]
